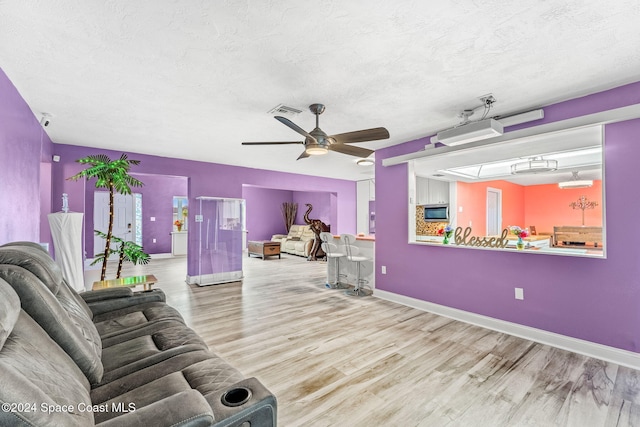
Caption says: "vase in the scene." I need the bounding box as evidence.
[177,225,182,232]
[443,232,452,245]
[516,237,524,250]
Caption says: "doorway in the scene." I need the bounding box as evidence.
[486,187,502,236]
[93,192,141,257]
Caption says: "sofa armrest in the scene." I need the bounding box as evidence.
[80,287,134,303]
[86,289,167,316]
[98,390,214,427]
[271,234,287,241]
[206,377,277,427]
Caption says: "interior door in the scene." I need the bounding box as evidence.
[486,187,502,236]
[94,192,135,257]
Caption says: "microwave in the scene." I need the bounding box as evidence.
[423,204,449,222]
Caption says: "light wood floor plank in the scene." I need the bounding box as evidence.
[107,254,640,426]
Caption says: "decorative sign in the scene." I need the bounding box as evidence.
[453,227,509,248]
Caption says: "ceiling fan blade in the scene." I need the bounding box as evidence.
[297,151,310,160]
[328,144,374,158]
[241,141,303,145]
[275,116,316,141]
[331,127,390,144]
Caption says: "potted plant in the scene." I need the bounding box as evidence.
[68,153,144,280]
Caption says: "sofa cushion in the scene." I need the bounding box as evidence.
[0,264,104,384]
[0,245,93,319]
[0,280,92,427]
[0,277,20,350]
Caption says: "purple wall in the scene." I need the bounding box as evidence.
[243,186,293,242]
[51,144,356,276]
[0,68,53,246]
[133,173,187,254]
[293,191,335,230]
[375,81,640,353]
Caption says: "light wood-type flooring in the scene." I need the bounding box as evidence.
[105,254,640,426]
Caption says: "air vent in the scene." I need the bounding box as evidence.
[432,173,445,177]
[267,104,302,116]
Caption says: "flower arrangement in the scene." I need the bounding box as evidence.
[437,224,454,244]
[508,226,529,239]
[437,224,454,237]
[174,220,183,227]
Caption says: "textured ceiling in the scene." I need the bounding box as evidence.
[1,1,639,180]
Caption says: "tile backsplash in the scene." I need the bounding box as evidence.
[416,206,448,235]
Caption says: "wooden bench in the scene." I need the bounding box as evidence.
[553,226,602,247]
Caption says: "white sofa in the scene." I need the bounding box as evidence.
[271,224,315,257]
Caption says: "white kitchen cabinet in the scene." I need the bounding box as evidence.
[428,179,449,204]
[416,177,449,204]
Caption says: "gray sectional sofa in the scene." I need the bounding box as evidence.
[0,242,277,426]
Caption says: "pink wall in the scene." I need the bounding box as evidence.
[455,180,525,235]
[524,181,603,234]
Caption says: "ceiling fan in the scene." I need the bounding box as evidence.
[242,103,390,160]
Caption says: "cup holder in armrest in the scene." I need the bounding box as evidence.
[221,387,252,407]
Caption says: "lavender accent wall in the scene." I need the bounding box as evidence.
[51,144,356,276]
[242,186,292,242]
[0,68,53,246]
[375,81,640,352]
[132,173,187,254]
[293,191,335,230]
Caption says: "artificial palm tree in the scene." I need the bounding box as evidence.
[68,154,143,280]
[92,231,150,279]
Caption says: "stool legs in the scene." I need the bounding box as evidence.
[345,261,372,297]
[325,257,348,289]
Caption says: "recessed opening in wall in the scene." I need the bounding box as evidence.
[408,125,605,258]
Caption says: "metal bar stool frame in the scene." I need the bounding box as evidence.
[341,234,372,297]
[319,232,348,289]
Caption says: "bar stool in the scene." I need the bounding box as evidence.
[341,234,372,297]
[320,232,348,289]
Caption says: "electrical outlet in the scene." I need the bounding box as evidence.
[515,288,524,300]
[381,266,387,274]
[152,238,156,243]
[458,206,463,212]
[150,217,156,221]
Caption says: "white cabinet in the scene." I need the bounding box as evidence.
[429,179,449,204]
[416,177,449,205]
[171,231,188,256]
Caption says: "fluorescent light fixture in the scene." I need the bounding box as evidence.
[558,171,593,189]
[436,119,504,146]
[558,180,593,189]
[495,109,544,127]
[510,157,558,175]
[356,158,375,166]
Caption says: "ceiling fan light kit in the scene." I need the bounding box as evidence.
[437,118,504,146]
[305,144,329,155]
[510,157,558,175]
[242,103,389,160]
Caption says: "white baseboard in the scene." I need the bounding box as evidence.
[186,271,243,286]
[374,289,640,370]
[150,253,174,259]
